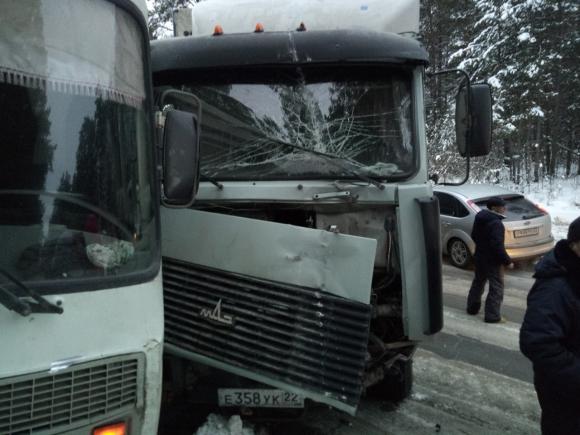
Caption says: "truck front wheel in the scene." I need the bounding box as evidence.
[366,358,413,402]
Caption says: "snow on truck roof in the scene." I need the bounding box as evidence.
[190,0,420,37]
[151,29,428,73]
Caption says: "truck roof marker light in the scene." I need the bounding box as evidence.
[255,23,265,33]
[296,22,307,31]
[213,25,224,36]
[93,422,126,435]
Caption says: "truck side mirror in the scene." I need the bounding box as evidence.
[162,108,200,207]
[455,83,492,157]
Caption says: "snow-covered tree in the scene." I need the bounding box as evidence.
[421,0,579,182]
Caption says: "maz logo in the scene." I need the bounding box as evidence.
[199,299,234,326]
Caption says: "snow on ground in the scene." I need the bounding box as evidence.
[195,414,257,435]
[442,307,522,352]
[505,176,580,241]
[282,348,540,435]
[405,348,540,434]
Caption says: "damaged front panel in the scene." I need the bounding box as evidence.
[162,209,376,303]
[161,208,377,413]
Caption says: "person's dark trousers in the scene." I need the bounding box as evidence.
[535,377,580,435]
[466,258,504,321]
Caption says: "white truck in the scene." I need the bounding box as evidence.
[0,1,198,433]
[152,0,492,418]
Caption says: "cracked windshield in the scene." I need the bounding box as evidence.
[166,68,415,180]
[0,1,157,289]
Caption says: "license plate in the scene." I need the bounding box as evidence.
[218,389,304,408]
[514,227,539,238]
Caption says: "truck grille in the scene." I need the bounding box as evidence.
[0,355,142,435]
[163,257,371,409]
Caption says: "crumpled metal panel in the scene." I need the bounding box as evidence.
[316,209,392,267]
[161,208,377,304]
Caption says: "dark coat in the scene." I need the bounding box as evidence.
[471,209,511,265]
[520,240,580,434]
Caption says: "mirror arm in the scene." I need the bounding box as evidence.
[427,69,472,186]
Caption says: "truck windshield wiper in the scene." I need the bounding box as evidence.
[267,136,385,190]
[201,173,224,190]
[0,268,63,316]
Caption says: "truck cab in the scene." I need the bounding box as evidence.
[153,0,490,417]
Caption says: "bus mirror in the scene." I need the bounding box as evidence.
[456,83,492,157]
[162,109,200,207]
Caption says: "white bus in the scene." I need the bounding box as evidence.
[0,1,184,433]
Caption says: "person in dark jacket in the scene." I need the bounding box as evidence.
[466,197,514,322]
[520,217,580,435]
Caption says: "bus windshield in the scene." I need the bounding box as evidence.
[157,67,416,181]
[0,0,158,293]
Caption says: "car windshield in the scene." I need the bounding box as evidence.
[0,0,158,292]
[157,67,416,180]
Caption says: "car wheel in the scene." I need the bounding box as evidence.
[448,238,472,269]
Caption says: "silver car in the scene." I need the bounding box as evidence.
[433,184,554,268]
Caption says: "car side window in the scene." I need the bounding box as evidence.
[455,200,470,218]
[435,192,469,218]
[435,192,455,216]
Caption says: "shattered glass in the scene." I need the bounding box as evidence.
[164,68,416,180]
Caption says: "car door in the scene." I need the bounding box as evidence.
[434,192,473,251]
[435,192,455,246]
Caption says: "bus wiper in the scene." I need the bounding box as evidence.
[0,268,63,316]
[269,137,385,190]
[0,283,31,316]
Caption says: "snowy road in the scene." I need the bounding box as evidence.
[262,263,541,435]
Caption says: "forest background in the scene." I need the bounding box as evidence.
[147,0,580,184]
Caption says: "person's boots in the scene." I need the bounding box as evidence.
[466,303,481,315]
[484,316,507,324]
